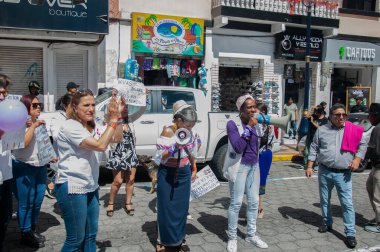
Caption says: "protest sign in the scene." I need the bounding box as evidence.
[190,165,220,201]
[113,78,146,106]
[35,125,57,166]
[5,94,22,101]
[0,127,25,153]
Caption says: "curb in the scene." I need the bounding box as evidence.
[273,153,303,162]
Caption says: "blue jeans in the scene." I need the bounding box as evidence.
[12,160,47,233]
[228,163,260,240]
[288,120,297,137]
[56,182,99,252]
[318,165,356,237]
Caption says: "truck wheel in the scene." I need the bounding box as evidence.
[211,144,228,182]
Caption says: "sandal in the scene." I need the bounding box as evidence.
[179,240,190,252]
[258,208,264,219]
[155,243,166,252]
[125,203,135,216]
[106,203,114,217]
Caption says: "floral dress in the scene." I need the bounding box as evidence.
[106,124,139,171]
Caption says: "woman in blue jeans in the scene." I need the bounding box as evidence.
[225,94,268,252]
[55,89,123,252]
[13,94,57,248]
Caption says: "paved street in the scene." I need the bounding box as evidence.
[4,162,380,252]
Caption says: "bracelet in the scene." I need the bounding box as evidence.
[192,165,197,172]
[117,118,124,124]
[108,121,117,129]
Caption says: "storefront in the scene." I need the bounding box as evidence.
[0,1,108,111]
[274,27,324,112]
[323,39,380,112]
[129,13,205,93]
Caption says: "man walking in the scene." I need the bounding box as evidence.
[364,103,380,234]
[306,103,367,248]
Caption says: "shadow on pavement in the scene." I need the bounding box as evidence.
[99,193,128,211]
[312,203,370,228]
[198,212,234,242]
[205,197,230,210]
[96,240,112,252]
[148,197,157,213]
[279,206,348,244]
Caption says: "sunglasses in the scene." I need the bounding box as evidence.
[31,103,43,109]
[332,113,347,118]
[0,90,8,97]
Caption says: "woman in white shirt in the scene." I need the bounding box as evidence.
[55,89,123,252]
[13,94,57,249]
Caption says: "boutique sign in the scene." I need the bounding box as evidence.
[324,39,380,65]
[0,0,108,34]
[275,28,323,62]
[132,13,204,56]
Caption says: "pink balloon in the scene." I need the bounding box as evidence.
[0,100,28,132]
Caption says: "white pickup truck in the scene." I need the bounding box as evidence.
[41,86,269,180]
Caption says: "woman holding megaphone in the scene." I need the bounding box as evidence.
[153,100,200,252]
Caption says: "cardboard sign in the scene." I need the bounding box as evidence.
[0,127,25,153]
[113,79,146,106]
[35,125,57,166]
[190,165,220,201]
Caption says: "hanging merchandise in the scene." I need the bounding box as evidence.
[160,58,167,70]
[166,59,180,78]
[186,60,198,75]
[198,64,208,95]
[124,58,140,80]
[142,57,153,71]
[152,58,160,70]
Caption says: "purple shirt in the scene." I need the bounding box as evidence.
[226,120,259,165]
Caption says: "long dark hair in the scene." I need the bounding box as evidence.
[20,94,37,115]
[67,89,95,131]
[0,74,11,89]
[61,93,73,111]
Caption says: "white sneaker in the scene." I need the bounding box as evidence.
[187,214,193,220]
[245,236,268,249]
[227,239,237,252]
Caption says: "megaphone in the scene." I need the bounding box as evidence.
[257,114,290,131]
[175,128,193,145]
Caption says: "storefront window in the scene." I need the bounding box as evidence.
[342,0,376,12]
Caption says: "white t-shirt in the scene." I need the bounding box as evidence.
[12,127,41,167]
[0,148,12,184]
[49,111,67,153]
[56,119,99,194]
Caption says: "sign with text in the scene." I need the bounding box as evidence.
[190,165,220,201]
[275,28,323,62]
[324,39,380,65]
[346,86,371,113]
[35,125,57,166]
[132,12,204,56]
[113,79,146,106]
[0,0,108,34]
[0,126,25,153]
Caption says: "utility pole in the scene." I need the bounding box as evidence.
[298,0,313,136]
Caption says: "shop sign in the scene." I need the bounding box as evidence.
[132,13,204,56]
[324,39,380,65]
[0,0,108,34]
[275,28,323,62]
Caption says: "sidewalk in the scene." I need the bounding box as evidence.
[273,142,303,162]
[4,162,379,252]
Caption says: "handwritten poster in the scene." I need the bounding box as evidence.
[190,165,220,201]
[0,127,25,153]
[113,79,146,106]
[35,125,57,166]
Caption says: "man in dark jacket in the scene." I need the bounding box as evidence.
[350,97,368,113]
[55,82,79,110]
[365,103,380,233]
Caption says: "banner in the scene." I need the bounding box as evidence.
[275,28,323,62]
[113,79,146,106]
[0,126,25,153]
[190,165,220,201]
[35,125,57,166]
[346,86,371,113]
[132,12,204,56]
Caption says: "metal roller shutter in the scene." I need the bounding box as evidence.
[55,51,88,99]
[0,46,43,96]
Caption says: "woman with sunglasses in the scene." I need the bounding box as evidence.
[55,89,124,252]
[12,95,57,248]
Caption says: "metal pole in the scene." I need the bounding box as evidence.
[298,2,312,136]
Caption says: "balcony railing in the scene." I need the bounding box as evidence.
[212,0,339,19]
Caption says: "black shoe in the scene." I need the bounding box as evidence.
[318,224,332,233]
[364,218,377,226]
[31,226,46,242]
[178,240,190,252]
[345,236,357,248]
[20,230,45,248]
